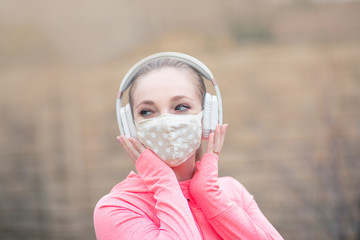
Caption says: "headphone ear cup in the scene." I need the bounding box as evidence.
[120,104,136,138]
[210,95,219,132]
[120,106,131,137]
[202,93,212,139]
[125,104,137,138]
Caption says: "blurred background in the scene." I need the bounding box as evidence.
[1,0,360,239]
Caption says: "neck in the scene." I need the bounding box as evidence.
[171,153,196,181]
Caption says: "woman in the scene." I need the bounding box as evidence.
[94,52,283,240]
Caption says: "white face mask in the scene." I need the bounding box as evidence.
[135,112,203,167]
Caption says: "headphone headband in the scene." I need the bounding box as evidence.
[118,52,215,97]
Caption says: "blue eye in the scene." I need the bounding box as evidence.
[175,104,190,111]
[140,110,152,116]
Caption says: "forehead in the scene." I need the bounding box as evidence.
[132,67,198,101]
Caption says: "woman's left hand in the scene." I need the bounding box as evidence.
[206,124,228,156]
[189,124,228,202]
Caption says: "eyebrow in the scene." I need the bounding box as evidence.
[135,95,194,109]
[170,95,193,101]
[135,100,155,109]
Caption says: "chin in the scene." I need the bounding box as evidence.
[170,154,196,169]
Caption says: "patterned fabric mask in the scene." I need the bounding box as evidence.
[135,112,203,167]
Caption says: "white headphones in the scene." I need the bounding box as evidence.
[116,52,223,139]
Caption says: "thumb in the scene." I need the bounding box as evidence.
[206,132,215,153]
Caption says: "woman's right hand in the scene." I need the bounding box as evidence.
[116,135,147,164]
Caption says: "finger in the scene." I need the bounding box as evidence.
[219,124,228,150]
[123,136,141,159]
[206,132,215,153]
[214,124,221,152]
[117,136,135,159]
[129,137,146,153]
[117,136,126,149]
[119,136,139,162]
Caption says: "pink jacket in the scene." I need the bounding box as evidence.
[94,149,283,239]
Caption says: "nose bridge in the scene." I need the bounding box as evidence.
[158,102,171,116]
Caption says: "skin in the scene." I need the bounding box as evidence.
[117,67,228,181]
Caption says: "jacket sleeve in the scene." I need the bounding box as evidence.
[93,149,202,240]
[190,153,284,240]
